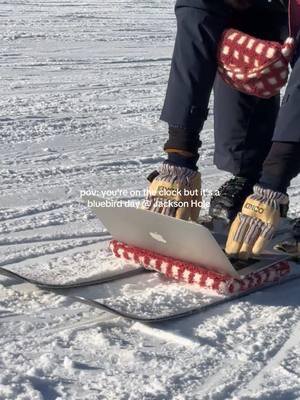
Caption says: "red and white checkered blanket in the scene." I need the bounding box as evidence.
[110,240,290,295]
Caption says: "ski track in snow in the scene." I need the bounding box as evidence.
[1,1,300,399]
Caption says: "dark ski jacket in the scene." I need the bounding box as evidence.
[247,0,287,11]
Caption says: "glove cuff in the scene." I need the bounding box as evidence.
[253,185,289,204]
[159,163,199,179]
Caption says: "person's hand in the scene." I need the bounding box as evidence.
[225,185,289,258]
[142,163,201,221]
[224,0,252,10]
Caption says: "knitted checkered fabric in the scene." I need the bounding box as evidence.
[217,29,295,99]
[110,240,290,295]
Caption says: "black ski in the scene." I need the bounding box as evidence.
[0,265,146,289]
[0,219,297,324]
[1,262,299,324]
[72,272,300,324]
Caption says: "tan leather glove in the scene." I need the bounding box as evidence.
[225,185,289,258]
[142,164,201,221]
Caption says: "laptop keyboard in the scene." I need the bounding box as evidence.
[221,248,261,271]
[229,257,261,271]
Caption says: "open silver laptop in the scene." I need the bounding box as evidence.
[84,196,288,278]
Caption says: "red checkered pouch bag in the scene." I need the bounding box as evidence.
[217,0,300,98]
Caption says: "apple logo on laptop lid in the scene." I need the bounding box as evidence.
[149,232,167,244]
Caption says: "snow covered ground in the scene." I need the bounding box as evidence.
[1,1,300,399]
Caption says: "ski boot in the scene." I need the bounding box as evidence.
[198,176,256,238]
[209,176,256,221]
[274,218,300,258]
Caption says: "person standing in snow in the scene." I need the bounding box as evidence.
[143,0,300,257]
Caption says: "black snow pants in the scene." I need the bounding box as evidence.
[160,0,299,181]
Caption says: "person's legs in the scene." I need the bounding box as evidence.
[210,5,288,221]
[272,42,300,143]
[161,0,231,154]
[144,1,233,221]
[213,5,288,179]
[213,79,280,182]
[260,41,300,189]
[260,41,300,252]
[224,25,300,257]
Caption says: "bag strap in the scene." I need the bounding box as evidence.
[289,0,300,37]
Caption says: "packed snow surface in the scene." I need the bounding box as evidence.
[1,1,300,399]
